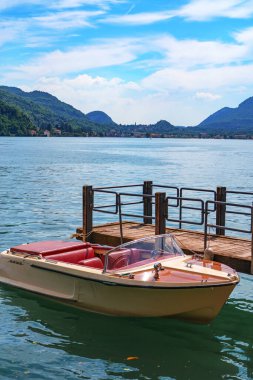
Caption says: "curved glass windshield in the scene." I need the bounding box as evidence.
[104,234,184,272]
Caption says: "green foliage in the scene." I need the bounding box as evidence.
[0,100,34,136]
[0,86,101,136]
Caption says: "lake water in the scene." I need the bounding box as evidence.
[0,137,252,380]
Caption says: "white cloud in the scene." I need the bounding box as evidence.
[52,0,124,8]
[178,0,253,21]
[103,10,174,25]
[234,26,253,45]
[21,73,226,125]
[23,74,141,123]
[0,21,27,47]
[21,74,186,125]
[5,38,142,79]
[0,0,124,10]
[11,32,251,77]
[142,65,253,93]
[149,35,247,68]
[195,92,221,100]
[34,10,104,29]
[0,0,44,10]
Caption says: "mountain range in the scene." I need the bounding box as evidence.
[0,85,253,138]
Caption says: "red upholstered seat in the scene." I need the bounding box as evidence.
[107,248,142,269]
[107,249,130,269]
[46,248,94,263]
[10,240,91,257]
[78,257,103,269]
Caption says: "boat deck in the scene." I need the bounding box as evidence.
[77,221,252,274]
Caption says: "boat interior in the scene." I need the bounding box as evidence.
[10,238,183,272]
[9,235,236,283]
[8,236,238,285]
[10,241,107,269]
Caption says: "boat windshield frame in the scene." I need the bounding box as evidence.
[103,234,185,273]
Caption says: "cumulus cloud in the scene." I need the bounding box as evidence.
[21,74,193,125]
[21,73,229,125]
[142,65,253,93]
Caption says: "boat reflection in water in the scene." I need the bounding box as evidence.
[0,282,252,380]
[0,234,239,323]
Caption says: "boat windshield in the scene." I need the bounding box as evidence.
[104,234,184,272]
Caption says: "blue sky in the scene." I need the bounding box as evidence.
[1,0,253,125]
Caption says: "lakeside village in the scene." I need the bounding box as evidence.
[32,127,253,140]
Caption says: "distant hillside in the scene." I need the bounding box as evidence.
[0,86,86,121]
[197,97,253,135]
[86,111,115,125]
[0,100,34,136]
[0,85,253,138]
[0,86,101,136]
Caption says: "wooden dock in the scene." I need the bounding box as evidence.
[77,221,252,274]
[79,183,253,274]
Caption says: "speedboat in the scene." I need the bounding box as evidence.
[0,234,239,323]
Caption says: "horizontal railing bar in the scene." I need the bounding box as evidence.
[206,200,253,210]
[181,187,216,194]
[227,190,253,196]
[94,209,118,215]
[181,205,206,211]
[226,210,252,217]
[153,184,179,190]
[167,196,205,203]
[94,184,143,190]
[206,223,251,234]
[121,213,155,220]
[167,218,204,226]
[119,201,143,207]
[93,189,118,195]
[94,204,117,210]
[119,192,154,198]
[150,201,178,207]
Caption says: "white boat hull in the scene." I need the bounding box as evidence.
[0,251,237,323]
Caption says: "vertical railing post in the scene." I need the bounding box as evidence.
[155,192,166,235]
[216,186,226,235]
[204,201,209,249]
[143,180,153,224]
[117,194,124,245]
[251,203,253,274]
[82,185,93,242]
[179,188,183,229]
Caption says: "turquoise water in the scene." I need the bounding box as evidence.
[0,137,253,380]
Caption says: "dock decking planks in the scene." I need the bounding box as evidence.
[77,221,252,273]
